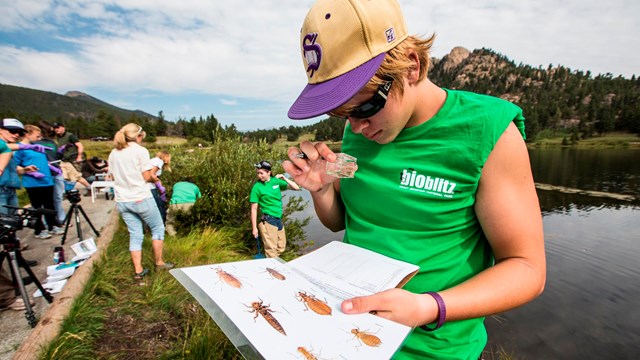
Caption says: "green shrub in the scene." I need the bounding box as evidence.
[144,134,157,143]
[162,138,310,254]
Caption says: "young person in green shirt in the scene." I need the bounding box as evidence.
[250,160,299,258]
[282,0,546,358]
[165,178,201,236]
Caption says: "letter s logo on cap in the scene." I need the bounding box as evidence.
[303,33,322,78]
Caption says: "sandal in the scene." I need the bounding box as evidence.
[134,268,149,280]
[155,262,175,271]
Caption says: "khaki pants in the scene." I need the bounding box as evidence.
[60,161,84,182]
[165,203,194,236]
[258,221,286,258]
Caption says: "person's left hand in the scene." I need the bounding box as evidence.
[275,174,285,179]
[155,181,166,194]
[341,288,438,328]
[57,144,68,154]
[17,143,52,153]
[160,192,167,202]
[25,171,46,179]
[48,164,62,176]
[23,165,38,172]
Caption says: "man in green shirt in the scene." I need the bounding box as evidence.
[282,1,546,358]
[250,160,299,258]
[165,178,201,236]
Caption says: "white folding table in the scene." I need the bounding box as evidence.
[90,181,115,203]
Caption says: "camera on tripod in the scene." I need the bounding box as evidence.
[66,189,82,204]
[60,189,100,245]
[0,207,48,245]
[0,206,56,327]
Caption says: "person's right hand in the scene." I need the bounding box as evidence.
[282,141,337,192]
[252,228,259,239]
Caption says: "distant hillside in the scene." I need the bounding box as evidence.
[428,47,640,140]
[242,47,639,144]
[0,83,154,123]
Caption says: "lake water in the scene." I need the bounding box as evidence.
[288,148,640,359]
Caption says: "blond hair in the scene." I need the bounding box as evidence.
[113,123,146,150]
[330,34,435,117]
[24,124,41,135]
[156,150,171,172]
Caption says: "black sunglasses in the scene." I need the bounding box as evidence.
[7,128,25,135]
[346,80,393,119]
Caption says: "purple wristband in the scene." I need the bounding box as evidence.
[420,291,446,331]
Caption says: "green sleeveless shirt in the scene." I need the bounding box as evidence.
[340,89,526,359]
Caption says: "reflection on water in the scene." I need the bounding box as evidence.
[486,149,640,359]
[537,188,640,215]
[530,148,640,196]
[486,205,640,359]
[289,148,640,358]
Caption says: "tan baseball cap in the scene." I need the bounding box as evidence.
[288,0,408,120]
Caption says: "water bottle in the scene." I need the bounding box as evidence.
[53,246,65,264]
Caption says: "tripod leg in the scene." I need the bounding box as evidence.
[8,251,37,327]
[74,206,84,241]
[15,251,53,303]
[77,205,101,238]
[61,204,75,245]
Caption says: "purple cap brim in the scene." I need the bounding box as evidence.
[288,53,386,120]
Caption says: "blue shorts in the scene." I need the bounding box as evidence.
[116,197,165,251]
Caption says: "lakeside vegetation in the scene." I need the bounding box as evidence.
[528,131,640,149]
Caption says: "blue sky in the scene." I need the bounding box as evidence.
[1,0,638,131]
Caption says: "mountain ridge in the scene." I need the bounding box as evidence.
[0,83,155,122]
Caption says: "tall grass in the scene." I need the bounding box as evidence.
[40,223,248,359]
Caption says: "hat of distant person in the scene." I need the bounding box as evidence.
[287,0,408,120]
[52,122,64,128]
[1,118,26,134]
[254,160,272,171]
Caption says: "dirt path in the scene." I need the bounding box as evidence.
[0,191,118,360]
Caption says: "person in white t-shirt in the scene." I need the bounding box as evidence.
[108,123,173,280]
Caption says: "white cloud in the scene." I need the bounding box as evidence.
[220,99,238,106]
[0,0,52,31]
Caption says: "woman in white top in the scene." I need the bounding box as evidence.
[108,123,173,280]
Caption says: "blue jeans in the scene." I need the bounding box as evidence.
[53,174,65,224]
[262,214,283,230]
[116,197,165,251]
[0,187,18,215]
